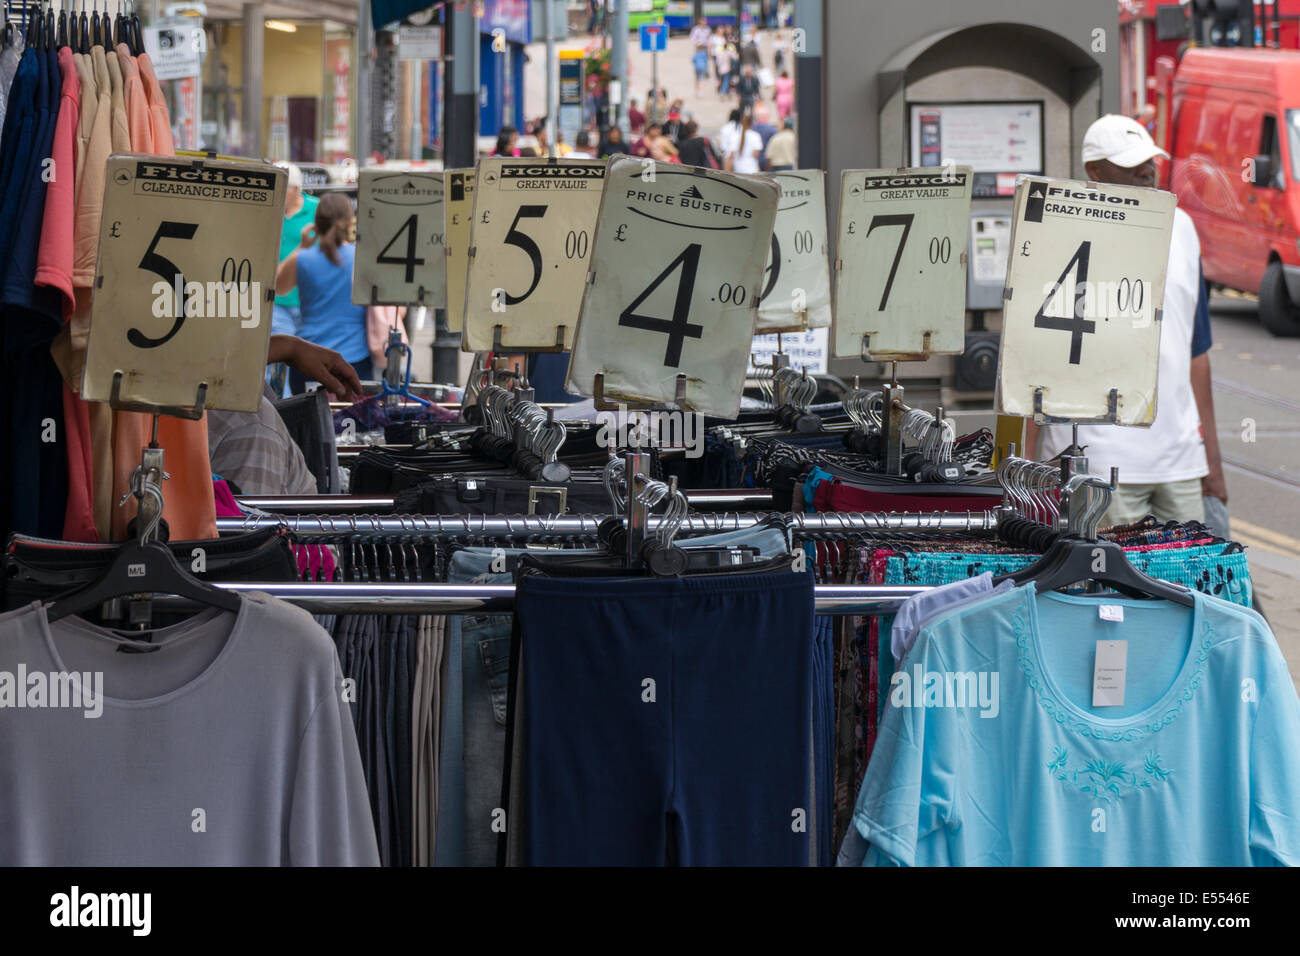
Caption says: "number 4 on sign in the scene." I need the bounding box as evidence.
[378,214,425,284]
[1033,240,1095,365]
[618,243,705,367]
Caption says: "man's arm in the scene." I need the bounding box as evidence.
[1191,352,1227,502]
[1189,264,1226,502]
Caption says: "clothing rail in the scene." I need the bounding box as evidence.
[188,582,931,615]
[234,490,778,512]
[216,510,999,536]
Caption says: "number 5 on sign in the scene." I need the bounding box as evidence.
[353,169,446,307]
[83,155,286,413]
[832,166,972,360]
[461,157,606,352]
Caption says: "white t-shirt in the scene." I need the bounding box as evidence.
[723,128,763,174]
[1039,206,1208,484]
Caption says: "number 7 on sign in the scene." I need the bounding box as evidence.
[866,213,913,311]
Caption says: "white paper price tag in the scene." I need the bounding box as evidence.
[462,157,605,351]
[833,166,972,360]
[754,169,831,333]
[353,168,446,308]
[443,168,476,332]
[83,155,285,413]
[996,177,1175,423]
[566,158,780,418]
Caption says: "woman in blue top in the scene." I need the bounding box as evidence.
[275,192,371,394]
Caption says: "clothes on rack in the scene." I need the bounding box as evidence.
[0,23,216,545]
[503,571,825,865]
[839,583,1300,866]
[0,593,379,865]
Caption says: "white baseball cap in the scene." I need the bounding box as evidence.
[1081,114,1169,168]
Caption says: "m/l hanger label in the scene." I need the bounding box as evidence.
[1092,639,1127,707]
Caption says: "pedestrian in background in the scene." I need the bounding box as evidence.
[736,63,761,114]
[765,116,797,171]
[275,193,372,394]
[1027,115,1226,526]
[690,17,712,96]
[599,125,627,158]
[269,162,318,396]
[775,69,794,120]
[491,125,519,156]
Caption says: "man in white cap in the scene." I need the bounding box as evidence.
[1026,114,1227,530]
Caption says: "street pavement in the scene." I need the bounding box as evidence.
[1205,294,1300,692]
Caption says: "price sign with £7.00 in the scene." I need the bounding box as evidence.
[83,155,286,413]
[353,168,447,308]
[996,176,1175,423]
[833,165,972,360]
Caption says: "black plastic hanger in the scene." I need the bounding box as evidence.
[78,0,87,50]
[128,0,139,54]
[46,539,242,624]
[44,0,53,49]
[112,0,121,47]
[57,0,67,49]
[995,537,1195,607]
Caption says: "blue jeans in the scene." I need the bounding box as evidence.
[267,305,301,397]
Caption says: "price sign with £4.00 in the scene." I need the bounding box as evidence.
[83,155,286,413]
[353,168,447,308]
[996,176,1175,423]
[565,158,780,418]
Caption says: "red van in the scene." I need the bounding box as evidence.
[1157,47,1300,336]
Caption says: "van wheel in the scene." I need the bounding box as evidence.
[1258,261,1300,337]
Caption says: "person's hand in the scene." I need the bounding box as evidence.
[299,223,317,249]
[1202,469,1228,504]
[269,335,364,401]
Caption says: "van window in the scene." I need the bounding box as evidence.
[1286,111,1300,185]
[1261,114,1284,189]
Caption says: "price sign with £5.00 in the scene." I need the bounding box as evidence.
[996,176,1175,423]
[353,168,447,308]
[462,157,605,351]
[83,155,286,413]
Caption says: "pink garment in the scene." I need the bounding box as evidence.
[116,44,152,153]
[212,479,244,517]
[34,47,79,317]
[367,305,409,370]
[774,76,794,119]
[136,53,175,154]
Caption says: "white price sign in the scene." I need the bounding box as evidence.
[462,158,605,352]
[833,166,972,360]
[443,168,476,332]
[353,168,446,308]
[996,177,1175,423]
[83,155,285,413]
[565,158,780,418]
[755,169,831,333]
